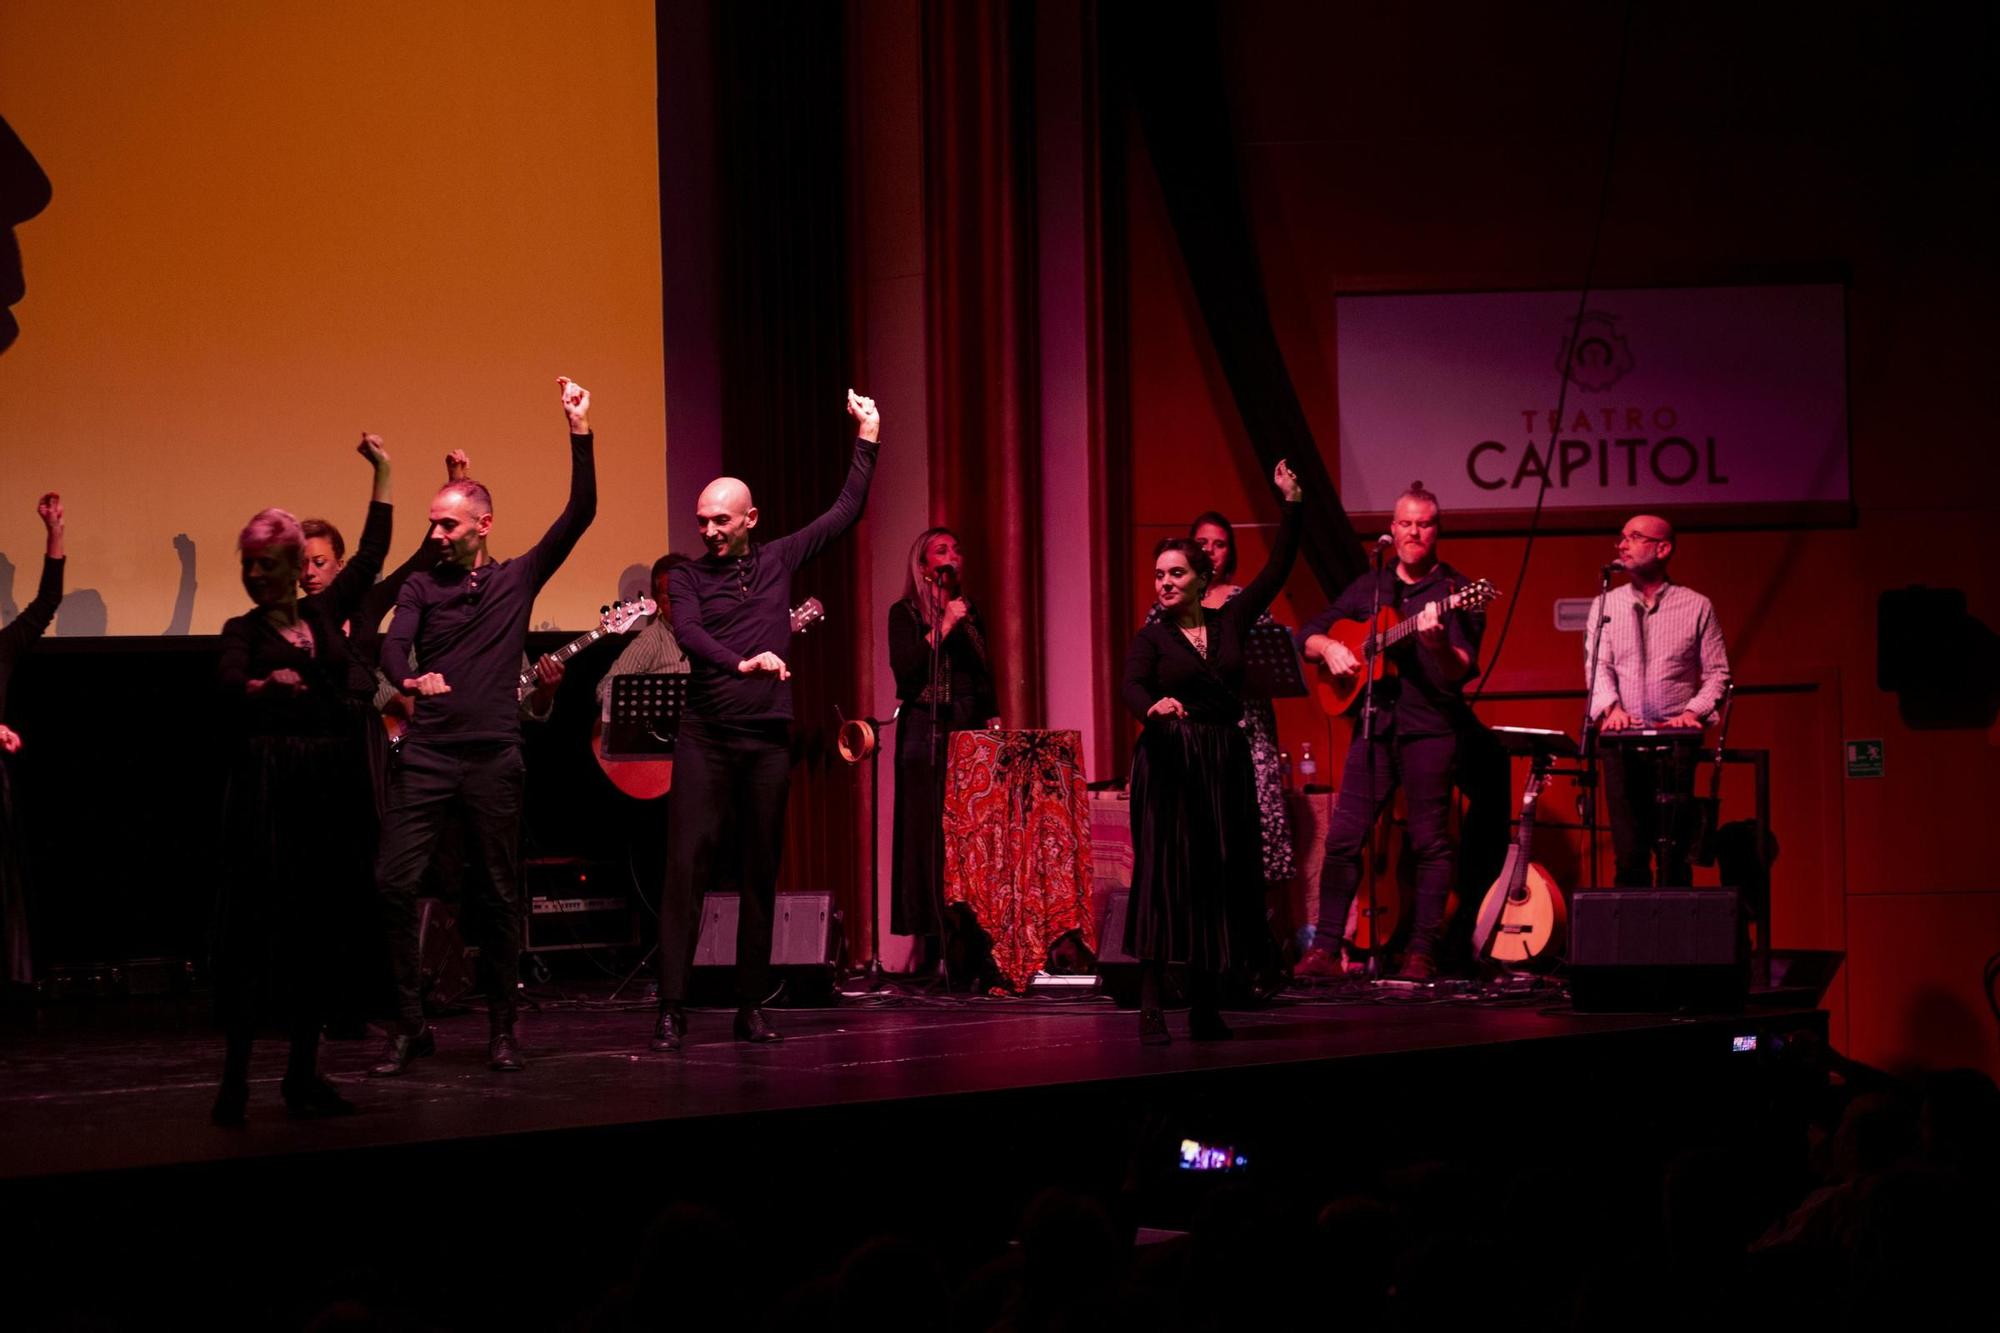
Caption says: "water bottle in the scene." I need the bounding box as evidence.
[1299,741,1317,791]
[1279,751,1292,790]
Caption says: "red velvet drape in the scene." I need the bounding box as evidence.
[923,0,1044,728]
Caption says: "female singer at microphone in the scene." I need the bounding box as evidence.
[888,528,998,974]
[1122,460,1302,1044]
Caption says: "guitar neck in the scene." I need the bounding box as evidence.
[518,628,603,689]
[1373,592,1461,651]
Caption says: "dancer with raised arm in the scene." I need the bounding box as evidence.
[371,379,597,1076]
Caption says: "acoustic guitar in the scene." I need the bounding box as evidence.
[590,595,825,799]
[384,597,657,751]
[1310,578,1500,717]
[1469,769,1567,968]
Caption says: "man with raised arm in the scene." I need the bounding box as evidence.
[649,390,879,1051]
[371,378,597,1076]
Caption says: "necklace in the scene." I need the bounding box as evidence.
[1179,622,1208,659]
[274,616,314,654]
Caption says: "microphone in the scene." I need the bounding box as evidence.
[1375,534,1394,548]
[1600,561,1624,576]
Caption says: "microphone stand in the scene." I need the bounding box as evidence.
[924,573,953,992]
[1579,565,1615,889]
[1358,540,1388,979]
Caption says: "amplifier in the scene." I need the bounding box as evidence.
[526,894,639,953]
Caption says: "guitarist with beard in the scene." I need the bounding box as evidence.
[1295,482,1487,981]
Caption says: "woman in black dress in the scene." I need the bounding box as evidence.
[1,492,65,989]
[211,438,391,1124]
[888,527,998,970]
[1122,460,1302,1043]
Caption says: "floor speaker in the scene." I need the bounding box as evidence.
[693,892,836,968]
[1568,888,1745,1013]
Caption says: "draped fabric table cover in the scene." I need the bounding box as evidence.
[942,729,1095,991]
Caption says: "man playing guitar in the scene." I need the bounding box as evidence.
[1295,481,1487,981]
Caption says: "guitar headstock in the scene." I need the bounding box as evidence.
[791,596,825,634]
[600,596,658,636]
[1453,579,1501,612]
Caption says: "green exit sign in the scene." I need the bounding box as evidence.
[1844,739,1884,779]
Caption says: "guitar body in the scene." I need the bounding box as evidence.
[1343,810,1407,952]
[1312,610,1398,716]
[591,719,674,800]
[1472,848,1567,968]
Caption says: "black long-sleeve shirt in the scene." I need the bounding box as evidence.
[889,597,997,724]
[0,554,64,721]
[670,437,878,723]
[1295,560,1484,738]
[219,501,392,739]
[1123,502,1302,726]
[382,432,597,745]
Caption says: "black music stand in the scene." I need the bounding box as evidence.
[606,673,688,756]
[604,674,688,1003]
[1243,622,1308,700]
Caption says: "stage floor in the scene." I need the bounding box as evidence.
[0,982,1821,1184]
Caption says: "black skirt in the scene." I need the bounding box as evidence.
[890,702,980,936]
[1124,717,1263,971]
[211,732,378,1027]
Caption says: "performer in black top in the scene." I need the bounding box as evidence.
[888,527,999,969]
[1295,482,1484,981]
[650,390,880,1051]
[371,378,597,1076]
[1,492,64,989]
[213,441,392,1123]
[1122,460,1303,1045]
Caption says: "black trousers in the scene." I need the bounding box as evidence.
[375,740,527,1033]
[1315,731,1458,956]
[1603,743,1698,887]
[658,715,791,1007]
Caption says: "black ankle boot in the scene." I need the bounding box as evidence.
[281,1075,358,1119]
[733,1008,782,1043]
[211,1079,249,1127]
[1138,1007,1171,1046]
[651,1007,687,1052]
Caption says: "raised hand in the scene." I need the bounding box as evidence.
[0,723,21,754]
[1273,458,1302,503]
[36,492,63,559]
[845,389,880,443]
[738,651,791,681]
[357,434,389,468]
[446,448,470,482]
[557,377,592,434]
[403,672,452,697]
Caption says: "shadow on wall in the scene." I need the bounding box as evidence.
[56,590,107,637]
[617,562,649,607]
[0,113,53,357]
[166,533,197,635]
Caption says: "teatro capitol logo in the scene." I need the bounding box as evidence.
[1557,310,1636,391]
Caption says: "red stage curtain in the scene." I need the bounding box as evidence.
[713,1,865,932]
[923,0,1045,729]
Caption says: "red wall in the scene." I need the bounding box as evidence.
[1119,2,1999,1073]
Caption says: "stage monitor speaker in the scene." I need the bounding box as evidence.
[1568,889,1745,1013]
[693,892,836,968]
[1091,890,1145,1007]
